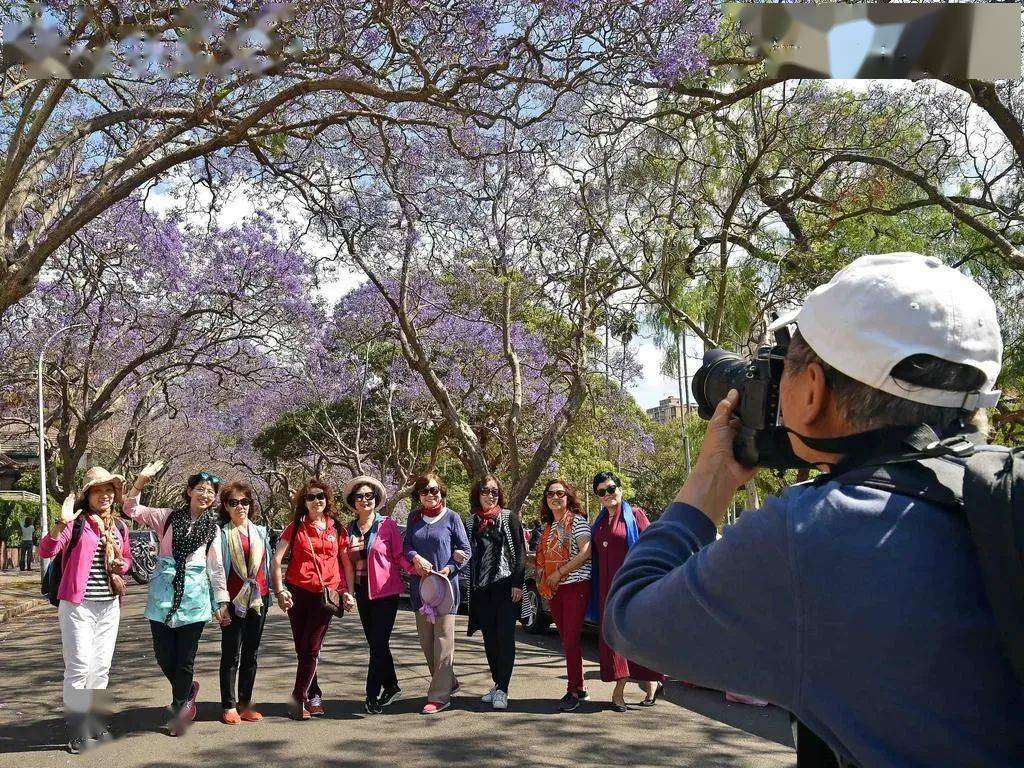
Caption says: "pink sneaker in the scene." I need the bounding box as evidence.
[421,700,451,715]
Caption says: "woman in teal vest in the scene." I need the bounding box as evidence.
[124,461,220,736]
[209,481,272,725]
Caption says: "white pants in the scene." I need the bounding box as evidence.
[58,598,120,713]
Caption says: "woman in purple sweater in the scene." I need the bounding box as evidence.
[403,473,471,715]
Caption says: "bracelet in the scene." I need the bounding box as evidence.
[275,589,289,596]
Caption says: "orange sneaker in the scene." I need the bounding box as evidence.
[221,709,241,725]
[238,708,263,722]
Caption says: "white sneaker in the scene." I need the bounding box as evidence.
[481,685,498,704]
[492,690,508,710]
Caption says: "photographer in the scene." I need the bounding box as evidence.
[604,253,1023,767]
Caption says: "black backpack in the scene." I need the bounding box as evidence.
[42,516,129,606]
[796,435,1024,768]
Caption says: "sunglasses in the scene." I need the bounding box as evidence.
[419,487,441,497]
[353,492,376,502]
[226,498,252,508]
[305,492,327,502]
[546,489,567,499]
[595,485,618,497]
[480,489,500,498]
[198,471,220,485]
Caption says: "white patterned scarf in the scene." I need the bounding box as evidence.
[226,522,265,617]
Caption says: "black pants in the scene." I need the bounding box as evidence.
[474,580,519,692]
[355,582,400,700]
[150,620,205,711]
[19,543,33,570]
[219,596,271,709]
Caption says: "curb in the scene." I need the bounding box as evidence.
[0,597,48,624]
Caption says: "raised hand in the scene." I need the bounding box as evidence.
[137,459,165,484]
[59,493,79,524]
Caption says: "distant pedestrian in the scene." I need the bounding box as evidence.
[209,481,272,725]
[271,479,356,720]
[466,476,525,711]
[403,473,471,715]
[342,475,411,715]
[535,479,592,712]
[124,461,220,737]
[19,516,35,570]
[38,467,132,753]
[588,471,665,712]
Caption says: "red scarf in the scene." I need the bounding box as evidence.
[475,506,500,530]
[420,504,445,521]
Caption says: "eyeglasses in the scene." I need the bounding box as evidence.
[595,485,618,497]
[353,492,376,502]
[305,492,327,502]
[226,498,252,508]
[480,489,500,498]
[419,487,441,497]
[545,489,567,499]
[198,471,220,485]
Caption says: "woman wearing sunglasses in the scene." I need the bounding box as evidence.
[588,471,665,712]
[466,476,525,710]
[124,462,221,736]
[403,473,471,714]
[271,479,355,720]
[209,481,272,725]
[535,478,592,712]
[341,475,413,714]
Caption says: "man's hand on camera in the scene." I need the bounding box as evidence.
[676,389,757,525]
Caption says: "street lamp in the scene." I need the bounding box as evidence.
[37,323,87,584]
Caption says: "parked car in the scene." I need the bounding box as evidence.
[128,529,158,585]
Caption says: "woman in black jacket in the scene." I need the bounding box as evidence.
[466,475,525,710]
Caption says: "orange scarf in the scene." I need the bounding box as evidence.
[535,517,573,599]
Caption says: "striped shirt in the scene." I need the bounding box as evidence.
[556,514,592,585]
[83,543,115,601]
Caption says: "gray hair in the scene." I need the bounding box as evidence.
[784,330,989,435]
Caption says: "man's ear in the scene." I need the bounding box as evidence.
[787,361,830,434]
[803,361,832,426]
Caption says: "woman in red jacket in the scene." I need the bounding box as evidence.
[342,475,414,714]
[271,479,355,719]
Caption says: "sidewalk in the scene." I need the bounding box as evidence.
[0,569,48,623]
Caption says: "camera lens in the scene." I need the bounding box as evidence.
[691,349,749,419]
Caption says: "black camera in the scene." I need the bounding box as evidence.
[691,328,809,469]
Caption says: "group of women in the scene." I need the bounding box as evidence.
[40,462,663,753]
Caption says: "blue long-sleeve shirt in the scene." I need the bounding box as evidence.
[404,507,470,614]
[604,482,1024,767]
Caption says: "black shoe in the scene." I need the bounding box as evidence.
[610,700,629,713]
[578,689,589,701]
[86,714,113,744]
[364,697,383,715]
[558,692,580,712]
[377,686,402,708]
[66,715,89,754]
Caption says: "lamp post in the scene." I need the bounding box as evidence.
[37,323,87,585]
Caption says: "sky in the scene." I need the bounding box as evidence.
[146,178,693,411]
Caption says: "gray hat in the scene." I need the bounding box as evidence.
[341,475,388,509]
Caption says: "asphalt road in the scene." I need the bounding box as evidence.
[0,591,794,768]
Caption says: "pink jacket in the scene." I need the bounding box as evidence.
[39,516,132,605]
[365,516,414,600]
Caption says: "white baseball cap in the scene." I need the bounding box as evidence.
[769,252,1002,410]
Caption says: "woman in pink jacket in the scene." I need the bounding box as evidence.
[39,467,132,754]
[341,475,414,715]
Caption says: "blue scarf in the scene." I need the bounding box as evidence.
[349,512,381,553]
[587,499,639,622]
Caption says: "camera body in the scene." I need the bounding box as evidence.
[692,329,809,469]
